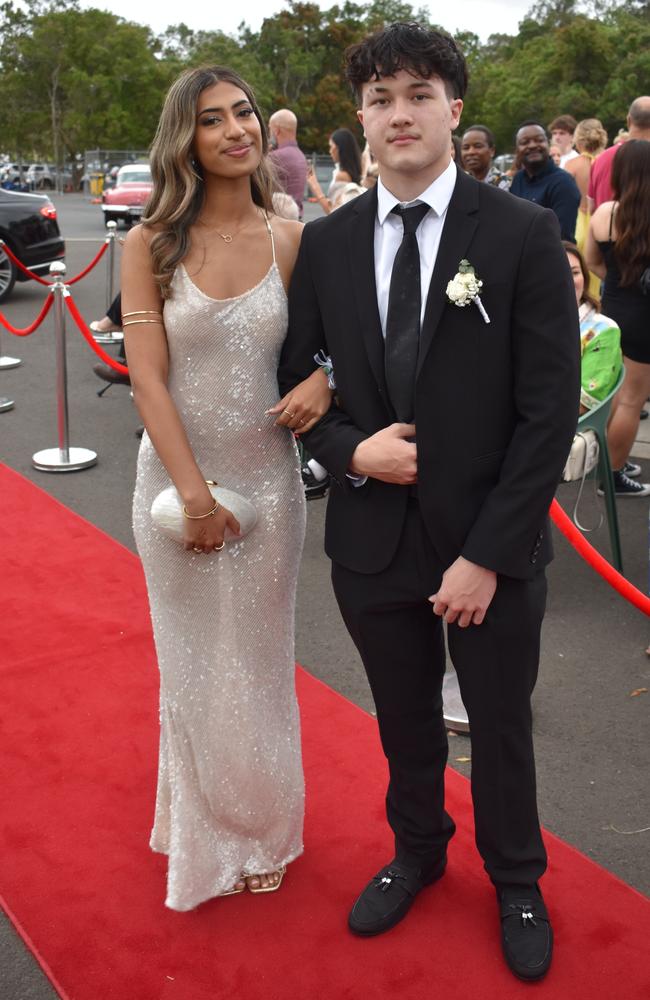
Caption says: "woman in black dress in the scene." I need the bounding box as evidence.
[586,139,650,496]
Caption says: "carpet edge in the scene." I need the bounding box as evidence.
[0,891,72,1000]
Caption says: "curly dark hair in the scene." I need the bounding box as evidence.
[611,139,650,287]
[345,22,468,105]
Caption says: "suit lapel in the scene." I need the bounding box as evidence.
[417,168,480,378]
[347,187,389,399]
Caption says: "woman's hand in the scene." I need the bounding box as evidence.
[183,500,241,554]
[306,166,328,204]
[268,368,333,433]
[306,164,320,194]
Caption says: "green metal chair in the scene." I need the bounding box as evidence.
[574,365,625,572]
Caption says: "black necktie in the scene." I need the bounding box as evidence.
[385,203,430,423]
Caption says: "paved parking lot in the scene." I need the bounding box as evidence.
[0,194,648,999]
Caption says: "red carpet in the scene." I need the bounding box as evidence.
[0,462,648,1000]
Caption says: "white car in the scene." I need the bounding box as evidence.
[26,164,55,189]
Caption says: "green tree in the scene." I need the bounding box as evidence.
[0,0,169,163]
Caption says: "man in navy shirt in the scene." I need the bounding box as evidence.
[510,121,580,241]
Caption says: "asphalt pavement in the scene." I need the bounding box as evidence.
[0,195,648,1000]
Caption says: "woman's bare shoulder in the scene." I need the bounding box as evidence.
[124,223,164,251]
[270,216,303,251]
[591,201,615,234]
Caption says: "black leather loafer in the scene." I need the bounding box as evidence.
[348,857,446,937]
[498,884,553,981]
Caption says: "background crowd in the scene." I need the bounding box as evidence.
[225,91,650,503]
[1,0,649,176]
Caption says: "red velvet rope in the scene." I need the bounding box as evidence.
[550,498,650,615]
[0,293,53,335]
[0,241,51,284]
[0,239,108,286]
[64,294,130,375]
[66,241,108,285]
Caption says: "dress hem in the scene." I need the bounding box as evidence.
[152,844,305,912]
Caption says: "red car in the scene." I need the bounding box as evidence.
[101,163,152,227]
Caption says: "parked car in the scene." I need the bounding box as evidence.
[0,189,65,302]
[101,163,152,227]
[494,153,516,175]
[25,164,55,189]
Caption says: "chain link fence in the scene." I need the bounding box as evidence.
[83,149,149,196]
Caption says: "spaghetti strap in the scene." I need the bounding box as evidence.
[264,213,277,264]
[608,203,616,242]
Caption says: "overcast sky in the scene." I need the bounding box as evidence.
[79,0,536,40]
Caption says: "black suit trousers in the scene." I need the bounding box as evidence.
[331,498,548,887]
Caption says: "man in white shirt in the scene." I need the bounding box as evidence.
[279,22,579,982]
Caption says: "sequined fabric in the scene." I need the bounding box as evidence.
[132,256,306,912]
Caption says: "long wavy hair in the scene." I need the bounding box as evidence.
[330,128,363,185]
[144,66,275,298]
[611,139,650,287]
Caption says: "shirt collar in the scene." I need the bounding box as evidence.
[376,159,457,225]
[522,158,555,181]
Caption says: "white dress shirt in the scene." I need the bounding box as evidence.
[348,159,457,484]
[559,149,579,169]
[374,159,457,336]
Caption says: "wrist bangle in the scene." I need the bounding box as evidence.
[182,498,220,519]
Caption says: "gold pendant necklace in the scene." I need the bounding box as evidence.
[210,209,260,245]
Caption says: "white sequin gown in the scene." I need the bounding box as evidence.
[132,223,306,911]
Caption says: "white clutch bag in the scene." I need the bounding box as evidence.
[151,482,258,543]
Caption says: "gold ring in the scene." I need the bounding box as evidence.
[192,545,202,553]
[283,409,296,418]
[213,541,225,551]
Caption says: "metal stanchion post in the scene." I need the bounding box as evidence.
[32,262,97,472]
[0,326,22,369]
[93,221,123,346]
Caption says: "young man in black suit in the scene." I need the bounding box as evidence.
[278,23,579,981]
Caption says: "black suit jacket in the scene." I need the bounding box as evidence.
[279,167,580,580]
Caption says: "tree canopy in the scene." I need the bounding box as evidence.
[0,0,648,163]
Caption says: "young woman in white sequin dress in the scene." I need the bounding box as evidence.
[121,67,331,911]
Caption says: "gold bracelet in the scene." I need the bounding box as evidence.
[123,318,163,327]
[182,498,220,519]
[122,310,163,318]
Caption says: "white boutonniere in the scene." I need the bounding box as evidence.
[446,259,490,324]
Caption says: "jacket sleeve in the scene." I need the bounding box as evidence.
[460,208,581,578]
[278,225,369,483]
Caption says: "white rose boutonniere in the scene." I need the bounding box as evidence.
[446,259,490,324]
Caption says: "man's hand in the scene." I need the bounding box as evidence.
[350,423,417,484]
[429,556,497,627]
